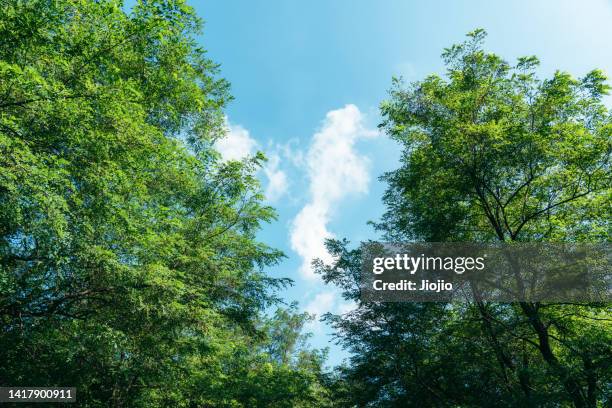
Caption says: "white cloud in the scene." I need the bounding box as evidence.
[263,153,288,202]
[305,291,335,318]
[337,300,357,315]
[290,104,377,280]
[303,290,357,333]
[215,119,289,201]
[215,121,258,161]
[277,138,306,168]
[291,203,334,271]
[304,291,336,332]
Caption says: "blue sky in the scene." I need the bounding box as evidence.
[191,0,612,366]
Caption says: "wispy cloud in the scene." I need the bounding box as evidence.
[290,104,377,280]
[303,288,357,334]
[215,121,258,162]
[305,291,335,318]
[304,291,336,332]
[215,119,289,202]
[263,153,289,202]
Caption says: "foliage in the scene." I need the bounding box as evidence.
[0,1,329,406]
[319,30,611,407]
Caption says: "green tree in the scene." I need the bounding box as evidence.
[198,305,333,408]
[319,30,611,407]
[0,1,328,406]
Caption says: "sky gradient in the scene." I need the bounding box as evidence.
[192,0,612,366]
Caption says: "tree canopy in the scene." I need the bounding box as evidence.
[0,1,330,406]
[1,1,609,406]
[318,30,611,408]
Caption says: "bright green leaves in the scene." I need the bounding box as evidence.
[378,30,611,243]
[0,1,328,406]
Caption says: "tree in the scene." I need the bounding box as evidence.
[0,1,328,406]
[197,304,333,408]
[319,30,611,407]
